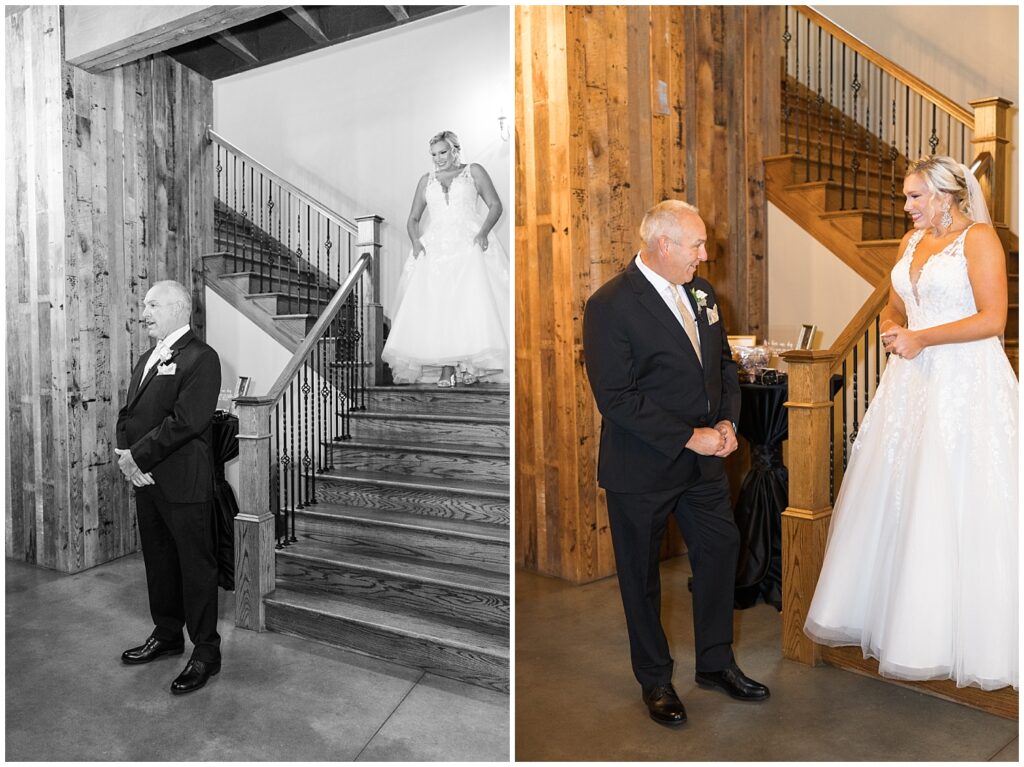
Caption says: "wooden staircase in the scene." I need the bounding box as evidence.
[203,200,335,350]
[263,384,511,693]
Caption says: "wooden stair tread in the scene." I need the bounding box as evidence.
[330,436,508,459]
[316,467,509,498]
[855,238,904,248]
[292,503,509,542]
[265,586,509,657]
[277,542,509,595]
[349,410,507,425]
[366,384,510,394]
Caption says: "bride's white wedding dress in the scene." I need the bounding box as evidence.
[382,165,510,384]
[804,224,1018,691]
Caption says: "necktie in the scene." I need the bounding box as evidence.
[142,341,167,380]
[668,284,701,365]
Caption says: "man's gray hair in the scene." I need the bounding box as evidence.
[639,200,701,248]
[152,280,192,315]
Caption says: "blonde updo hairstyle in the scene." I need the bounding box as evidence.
[906,155,971,221]
[429,130,462,163]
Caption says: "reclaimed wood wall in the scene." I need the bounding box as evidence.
[6,5,214,572]
[516,5,780,582]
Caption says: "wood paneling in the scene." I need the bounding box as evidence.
[6,6,214,572]
[516,6,780,582]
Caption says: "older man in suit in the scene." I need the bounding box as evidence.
[115,279,222,695]
[582,200,769,726]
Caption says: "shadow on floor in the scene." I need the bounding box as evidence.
[515,558,1018,762]
[5,554,508,761]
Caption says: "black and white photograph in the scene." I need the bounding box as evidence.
[6,4,510,761]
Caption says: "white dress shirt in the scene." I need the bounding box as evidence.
[634,254,696,327]
[142,324,190,379]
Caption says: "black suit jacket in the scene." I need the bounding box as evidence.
[116,330,221,504]
[582,260,740,493]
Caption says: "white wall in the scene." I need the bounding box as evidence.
[212,5,512,320]
[816,5,1018,231]
[767,204,874,350]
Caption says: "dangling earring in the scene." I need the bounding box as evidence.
[940,198,953,231]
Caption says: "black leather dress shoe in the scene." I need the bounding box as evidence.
[642,683,688,725]
[121,637,185,665]
[170,659,221,695]
[695,663,770,701]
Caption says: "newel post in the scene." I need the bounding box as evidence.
[780,350,836,665]
[969,97,1013,229]
[233,396,276,631]
[356,214,385,385]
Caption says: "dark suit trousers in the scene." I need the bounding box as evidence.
[135,486,221,662]
[606,473,739,689]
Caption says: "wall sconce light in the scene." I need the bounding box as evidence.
[498,110,510,142]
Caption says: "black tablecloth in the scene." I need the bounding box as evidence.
[212,412,239,591]
[733,382,788,611]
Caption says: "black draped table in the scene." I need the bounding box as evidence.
[212,411,240,591]
[733,381,788,611]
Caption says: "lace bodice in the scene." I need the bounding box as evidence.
[891,225,978,330]
[424,165,480,222]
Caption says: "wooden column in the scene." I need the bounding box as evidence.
[6,6,214,573]
[780,350,836,665]
[968,97,1014,229]
[515,6,778,583]
[233,398,276,630]
[356,214,384,385]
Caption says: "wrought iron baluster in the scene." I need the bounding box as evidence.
[795,16,801,157]
[850,52,861,210]
[830,383,836,504]
[876,69,884,239]
[827,36,834,181]
[851,343,860,445]
[839,43,847,209]
[232,155,240,267]
[841,359,849,470]
[783,7,792,154]
[928,104,939,156]
[804,15,811,181]
[863,329,870,414]
[274,400,282,547]
[815,26,823,180]
[874,316,881,389]
[890,88,898,239]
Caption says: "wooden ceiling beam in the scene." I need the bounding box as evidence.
[64,5,289,72]
[283,6,330,44]
[385,6,410,22]
[212,30,260,65]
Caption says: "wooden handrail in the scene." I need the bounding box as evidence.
[827,277,892,371]
[207,126,358,235]
[796,6,975,129]
[234,251,372,408]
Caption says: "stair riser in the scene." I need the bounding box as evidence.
[349,416,509,450]
[796,185,909,217]
[767,155,902,190]
[293,516,509,573]
[274,554,508,635]
[365,389,509,418]
[264,601,509,693]
[325,444,509,485]
[312,478,509,525]
[206,252,328,289]
[247,293,326,316]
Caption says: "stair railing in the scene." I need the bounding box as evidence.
[231,242,378,632]
[781,6,1014,239]
[207,127,361,319]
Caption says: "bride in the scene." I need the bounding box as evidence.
[381,130,510,386]
[804,155,1018,691]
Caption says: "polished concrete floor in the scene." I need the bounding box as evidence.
[516,559,1018,762]
[5,554,508,761]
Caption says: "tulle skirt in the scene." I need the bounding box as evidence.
[381,215,509,384]
[804,337,1018,690]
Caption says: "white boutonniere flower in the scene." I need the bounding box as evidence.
[156,345,174,364]
[690,288,708,313]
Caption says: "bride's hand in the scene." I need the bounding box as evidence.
[884,326,924,359]
[473,232,489,252]
[412,240,426,259]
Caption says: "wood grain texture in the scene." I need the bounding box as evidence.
[822,645,1018,721]
[6,5,214,572]
[515,6,773,583]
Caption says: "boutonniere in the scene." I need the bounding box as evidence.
[690,288,708,314]
[155,345,178,365]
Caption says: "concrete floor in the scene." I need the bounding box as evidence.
[5,554,508,761]
[516,559,1019,762]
